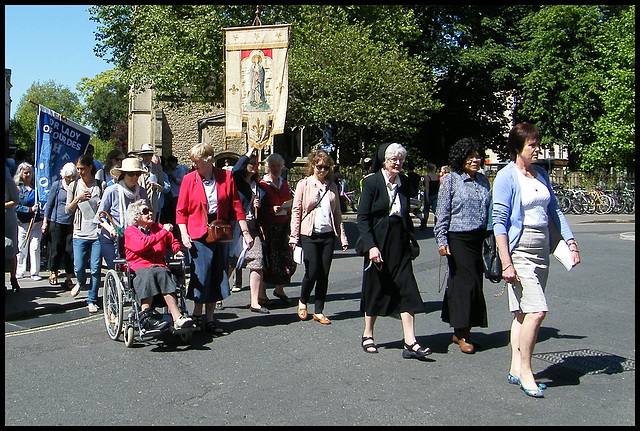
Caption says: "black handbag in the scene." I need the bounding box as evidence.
[482,230,502,283]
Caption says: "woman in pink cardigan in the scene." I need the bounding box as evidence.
[124,199,192,334]
[176,142,251,335]
[289,150,348,324]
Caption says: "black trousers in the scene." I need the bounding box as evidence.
[299,232,335,314]
[48,222,74,274]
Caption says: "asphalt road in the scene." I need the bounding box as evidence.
[4,217,635,426]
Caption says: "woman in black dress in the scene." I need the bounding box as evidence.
[434,138,491,354]
[357,142,430,359]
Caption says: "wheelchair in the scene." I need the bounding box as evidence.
[99,212,194,347]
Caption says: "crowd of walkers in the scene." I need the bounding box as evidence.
[5,122,581,399]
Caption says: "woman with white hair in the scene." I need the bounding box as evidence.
[124,199,193,333]
[259,152,296,304]
[357,143,430,359]
[42,162,78,289]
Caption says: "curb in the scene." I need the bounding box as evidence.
[5,299,87,322]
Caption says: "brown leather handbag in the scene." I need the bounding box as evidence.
[206,219,234,243]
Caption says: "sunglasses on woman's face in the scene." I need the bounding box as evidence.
[125,172,141,177]
[315,165,330,171]
[140,208,152,215]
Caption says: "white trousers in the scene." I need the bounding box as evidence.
[16,220,42,277]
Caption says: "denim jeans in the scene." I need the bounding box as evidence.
[73,238,102,305]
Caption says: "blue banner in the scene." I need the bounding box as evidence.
[35,105,93,209]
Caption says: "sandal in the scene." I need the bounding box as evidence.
[402,341,431,359]
[48,272,58,285]
[362,336,378,354]
[205,319,229,337]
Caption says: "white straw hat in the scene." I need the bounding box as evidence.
[137,143,156,155]
[110,157,147,178]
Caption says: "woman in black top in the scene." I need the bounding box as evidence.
[357,142,430,359]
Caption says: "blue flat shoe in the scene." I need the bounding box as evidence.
[520,382,544,398]
[508,373,547,390]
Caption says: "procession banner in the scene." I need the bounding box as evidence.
[35,104,93,209]
[224,24,290,149]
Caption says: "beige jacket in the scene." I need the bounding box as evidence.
[289,176,348,248]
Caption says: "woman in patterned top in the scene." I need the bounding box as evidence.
[434,138,491,354]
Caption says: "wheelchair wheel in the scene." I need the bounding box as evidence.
[103,269,124,341]
[124,324,135,348]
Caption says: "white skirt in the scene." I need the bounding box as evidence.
[507,226,550,313]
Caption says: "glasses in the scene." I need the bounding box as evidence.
[140,208,152,215]
[315,165,330,171]
[125,172,141,177]
[466,155,483,161]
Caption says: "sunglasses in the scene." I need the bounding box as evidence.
[140,208,152,215]
[315,165,330,171]
[125,172,141,177]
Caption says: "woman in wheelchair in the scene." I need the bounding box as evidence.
[124,199,193,333]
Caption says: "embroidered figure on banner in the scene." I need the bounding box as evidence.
[243,49,271,111]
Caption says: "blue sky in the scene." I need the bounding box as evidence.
[5,5,111,118]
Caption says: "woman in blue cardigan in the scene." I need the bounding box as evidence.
[492,123,580,398]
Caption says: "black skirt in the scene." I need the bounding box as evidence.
[441,229,488,329]
[360,216,424,316]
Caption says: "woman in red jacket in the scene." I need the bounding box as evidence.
[259,153,297,304]
[176,142,252,334]
[124,199,192,333]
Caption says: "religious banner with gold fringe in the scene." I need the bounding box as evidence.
[224,23,291,150]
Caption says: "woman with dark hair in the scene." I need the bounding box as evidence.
[230,147,268,313]
[493,123,580,398]
[66,154,102,313]
[434,138,491,354]
[289,150,348,324]
[96,149,125,192]
[358,143,430,359]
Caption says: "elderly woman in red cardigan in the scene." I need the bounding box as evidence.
[176,142,252,335]
[124,199,193,334]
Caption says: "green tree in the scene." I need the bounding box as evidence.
[590,5,635,172]
[77,70,129,146]
[90,5,442,163]
[10,80,81,152]
[517,5,634,171]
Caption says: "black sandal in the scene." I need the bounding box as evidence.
[206,319,228,336]
[362,336,378,354]
[402,341,431,359]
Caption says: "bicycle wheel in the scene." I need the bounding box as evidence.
[103,269,124,341]
[595,194,613,214]
[557,195,571,213]
[570,197,583,215]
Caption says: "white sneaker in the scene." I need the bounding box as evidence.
[31,275,43,281]
[88,303,99,313]
[70,283,81,297]
[174,315,194,330]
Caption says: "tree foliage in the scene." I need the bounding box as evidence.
[77,5,635,172]
[77,69,129,144]
[517,5,634,171]
[11,80,81,152]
